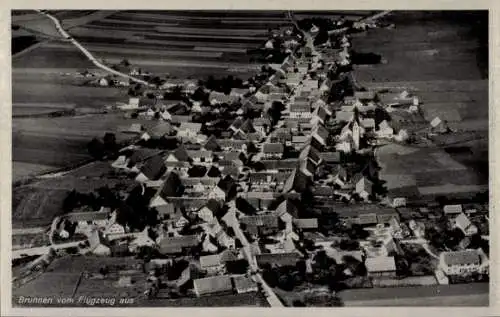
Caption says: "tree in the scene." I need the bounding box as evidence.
[87,137,105,159]
[103,132,118,155]
[226,259,249,274]
[120,59,130,67]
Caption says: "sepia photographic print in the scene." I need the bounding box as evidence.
[6,5,493,313]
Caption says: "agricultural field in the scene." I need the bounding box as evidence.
[359,11,488,200]
[11,186,70,228]
[12,113,158,181]
[338,283,489,306]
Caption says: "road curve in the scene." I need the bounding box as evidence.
[35,10,150,86]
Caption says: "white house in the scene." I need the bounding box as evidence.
[439,249,489,276]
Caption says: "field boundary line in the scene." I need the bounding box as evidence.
[35,10,150,86]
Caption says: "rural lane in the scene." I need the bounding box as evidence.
[35,10,150,86]
[12,240,85,260]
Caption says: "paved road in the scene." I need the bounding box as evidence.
[35,10,150,85]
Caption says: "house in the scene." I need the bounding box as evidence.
[200,254,225,275]
[262,143,285,159]
[335,111,354,123]
[444,204,463,216]
[177,122,202,139]
[365,256,397,277]
[129,228,156,252]
[300,158,316,177]
[310,124,329,146]
[165,145,191,163]
[214,229,235,249]
[88,229,111,256]
[256,252,301,267]
[283,169,312,193]
[187,150,213,164]
[135,155,166,182]
[320,151,341,164]
[209,175,237,201]
[310,105,329,125]
[240,214,279,236]
[354,175,373,200]
[253,118,271,135]
[299,144,322,166]
[438,249,489,276]
[376,120,394,138]
[158,235,199,255]
[233,275,258,294]
[198,199,222,223]
[193,275,233,297]
[293,218,318,230]
[149,172,183,207]
[361,118,376,131]
[209,91,240,105]
[275,199,299,222]
[453,213,478,236]
[147,121,175,139]
[204,135,221,151]
[289,103,312,119]
[292,135,309,148]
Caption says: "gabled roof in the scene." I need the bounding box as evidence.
[158,235,199,254]
[312,123,329,140]
[187,165,208,178]
[240,214,279,228]
[320,151,341,163]
[441,250,481,266]
[290,103,311,113]
[293,218,318,229]
[140,154,166,180]
[365,256,396,273]
[230,118,244,130]
[275,199,299,218]
[202,199,222,214]
[299,144,322,165]
[200,254,222,268]
[179,122,202,133]
[354,91,376,100]
[172,145,191,162]
[239,119,256,134]
[283,168,312,193]
[256,252,300,267]
[262,143,284,154]
[454,213,472,231]
[149,122,175,138]
[217,175,237,195]
[193,275,233,296]
[335,111,354,122]
[159,172,183,199]
[206,165,222,178]
[300,158,317,176]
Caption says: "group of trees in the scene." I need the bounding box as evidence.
[87,132,120,160]
[62,186,120,214]
[199,75,245,95]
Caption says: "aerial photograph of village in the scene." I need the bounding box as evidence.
[10,10,489,307]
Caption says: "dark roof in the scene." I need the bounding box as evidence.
[260,159,299,170]
[187,165,208,178]
[159,172,183,199]
[128,148,162,166]
[230,118,244,130]
[239,119,256,134]
[217,175,237,195]
[202,199,222,214]
[158,235,199,254]
[204,135,221,151]
[172,145,191,162]
[320,151,341,163]
[256,252,301,267]
[206,165,222,177]
[442,250,481,266]
[299,145,322,165]
[275,199,299,218]
[140,154,166,180]
[262,143,284,154]
[282,169,312,193]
